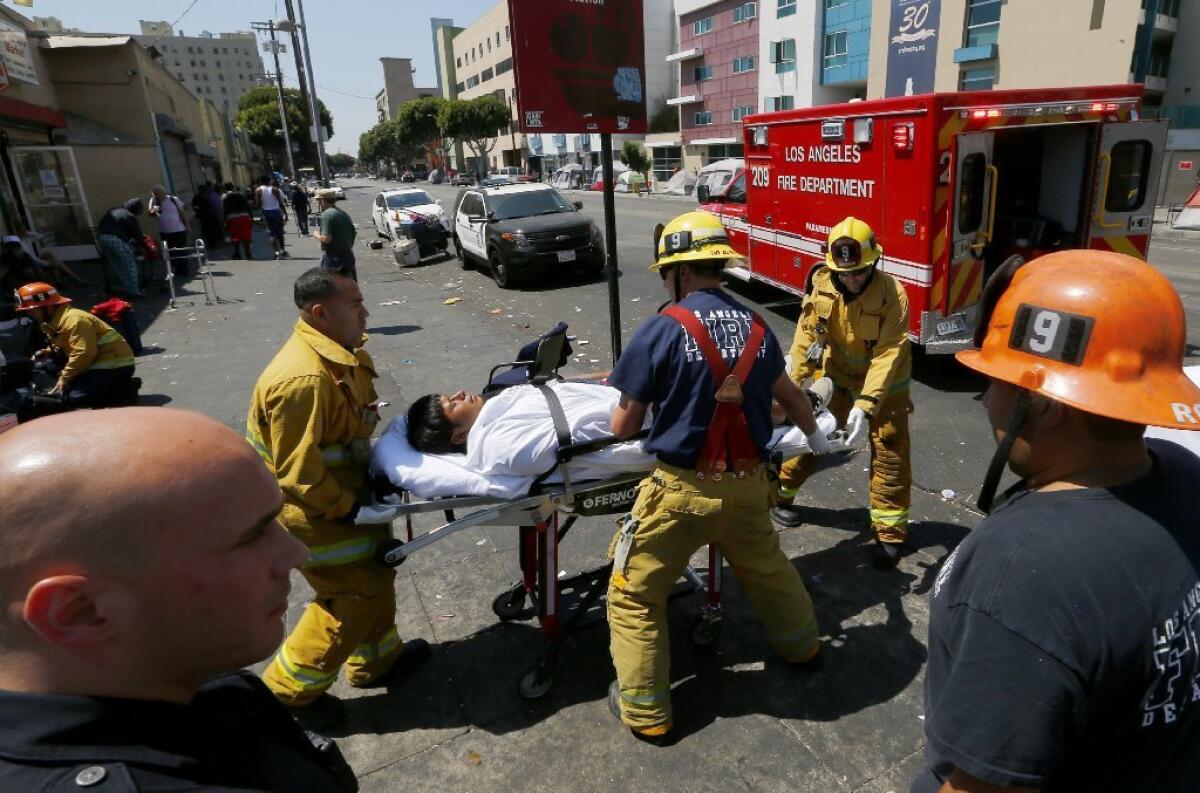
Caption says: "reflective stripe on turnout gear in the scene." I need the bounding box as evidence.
[303,527,387,568]
[247,427,272,466]
[620,684,671,707]
[346,626,401,666]
[869,507,909,527]
[270,644,338,692]
[319,438,371,468]
[89,329,136,369]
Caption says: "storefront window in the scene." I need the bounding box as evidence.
[10,147,93,254]
[651,146,682,185]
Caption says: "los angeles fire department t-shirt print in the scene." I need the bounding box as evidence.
[608,288,784,470]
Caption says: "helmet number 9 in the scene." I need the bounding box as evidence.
[1028,310,1060,355]
[1010,304,1093,366]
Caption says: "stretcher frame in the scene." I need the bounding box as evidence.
[374,451,726,699]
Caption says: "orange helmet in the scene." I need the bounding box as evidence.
[956,250,1200,430]
[14,282,71,312]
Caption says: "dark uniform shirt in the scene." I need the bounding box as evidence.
[608,288,784,469]
[0,671,356,792]
[916,439,1200,792]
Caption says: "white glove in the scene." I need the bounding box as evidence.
[805,429,834,456]
[844,407,870,447]
[352,503,401,525]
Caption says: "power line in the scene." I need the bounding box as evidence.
[143,0,203,49]
[317,84,376,101]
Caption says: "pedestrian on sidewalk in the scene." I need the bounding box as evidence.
[255,177,290,260]
[249,268,429,723]
[222,182,254,261]
[148,186,191,276]
[916,252,1200,793]
[0,408,356,791]
[313,189,357,280]
[191,182,223,251]
[290,181,311,236]
[95,198,145,299]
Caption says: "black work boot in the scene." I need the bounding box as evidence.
[353,638,432,689]
[870,538,904,569]
[607,681,673,747]
[770,503,806,528]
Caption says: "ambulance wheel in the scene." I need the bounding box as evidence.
[489,250,513,288]
[517,666,553,699]
[492,587,525,621]
[690,615,721,647]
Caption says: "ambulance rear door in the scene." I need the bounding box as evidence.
[944,131,995,332]
[1088,119,1168,254]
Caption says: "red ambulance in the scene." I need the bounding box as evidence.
[699,84,1167,351]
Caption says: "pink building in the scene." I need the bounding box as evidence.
[670,0,759,166]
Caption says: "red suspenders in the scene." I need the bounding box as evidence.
[661,305,768,480]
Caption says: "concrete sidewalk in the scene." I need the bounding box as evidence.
[113,222,977,792]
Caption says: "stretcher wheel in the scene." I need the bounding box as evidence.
[690,614,721,647]
[517,666,553,699]
[492,587,526,621]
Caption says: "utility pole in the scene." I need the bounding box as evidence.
[278,0,330,185]
[252,21,296,178]
[281,0,314,170]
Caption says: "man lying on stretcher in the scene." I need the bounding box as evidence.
[404,378,835,479]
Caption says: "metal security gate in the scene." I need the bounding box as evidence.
[161,134,195,204]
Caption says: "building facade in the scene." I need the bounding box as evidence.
[133,22,266,115]
[375,57,438,122]
[452,1,521,172]
[669,0,760,169]
[432,20,467,171]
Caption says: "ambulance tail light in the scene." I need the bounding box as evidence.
[892,122,914,152]
[1090,102,1105,112]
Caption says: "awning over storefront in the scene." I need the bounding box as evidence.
[0,95,66,130]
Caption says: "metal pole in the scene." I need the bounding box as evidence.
[282,0,314,170]
[600,132,622,361]
[508,95,519,171]
[267,23,296,177]
[294,0,330,184]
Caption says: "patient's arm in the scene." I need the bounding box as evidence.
[772,373,819,436]
[611,393,648,440]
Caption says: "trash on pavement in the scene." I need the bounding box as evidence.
[392,238,420,266]
[444,297,462,305]
[368,239,384,249]
[489,308,503,315]
[941,489,956,500]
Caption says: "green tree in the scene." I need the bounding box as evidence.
[235,85,333,173]
[620,140,651,177]
[396,96,447,168]
[328,153,356,171]
[648,100,679,133]
[440,96,511,178]
[358,119,418,176]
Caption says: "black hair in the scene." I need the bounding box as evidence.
[406,394,463,454]
[293,267,350,309]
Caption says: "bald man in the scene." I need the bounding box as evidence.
[0,408,357,791]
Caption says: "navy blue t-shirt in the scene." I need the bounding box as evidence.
[608,288,784,469]
[915,439,1200,793]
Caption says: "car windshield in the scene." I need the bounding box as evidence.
[386,191,434,209]
[488,189,571,220]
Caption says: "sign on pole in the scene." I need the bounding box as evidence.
[508,0,647,135]
[884,0,941,98]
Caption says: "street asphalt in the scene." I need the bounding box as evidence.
[56,178,1200,792]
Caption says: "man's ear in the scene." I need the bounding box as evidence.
[309,303,326,322]
[450,426,469,445]
[23,576,111,647]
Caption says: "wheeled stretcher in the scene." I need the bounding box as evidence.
[370,326,840,698]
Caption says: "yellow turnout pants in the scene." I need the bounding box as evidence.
[263,559,404,706]
[607,464,819,733]
[779,386,912,543]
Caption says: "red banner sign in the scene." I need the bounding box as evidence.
[1180,160,1194,171]
[508,0,647,135]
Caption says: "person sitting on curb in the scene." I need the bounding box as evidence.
[0,408,356,791]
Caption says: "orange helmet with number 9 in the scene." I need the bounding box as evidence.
[14,282,71,312]
[956,250,1200,430]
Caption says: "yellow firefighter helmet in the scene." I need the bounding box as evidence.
[651,210,745,271]
[825,216,883,273]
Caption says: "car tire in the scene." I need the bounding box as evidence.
[454,235,470,270]
[489,249,513,289]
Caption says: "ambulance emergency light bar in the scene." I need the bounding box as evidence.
[960,98,1137,120]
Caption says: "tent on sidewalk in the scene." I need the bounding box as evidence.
[1172,186,1200,230]
[551,163,585,190]
[661,169,697,196]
